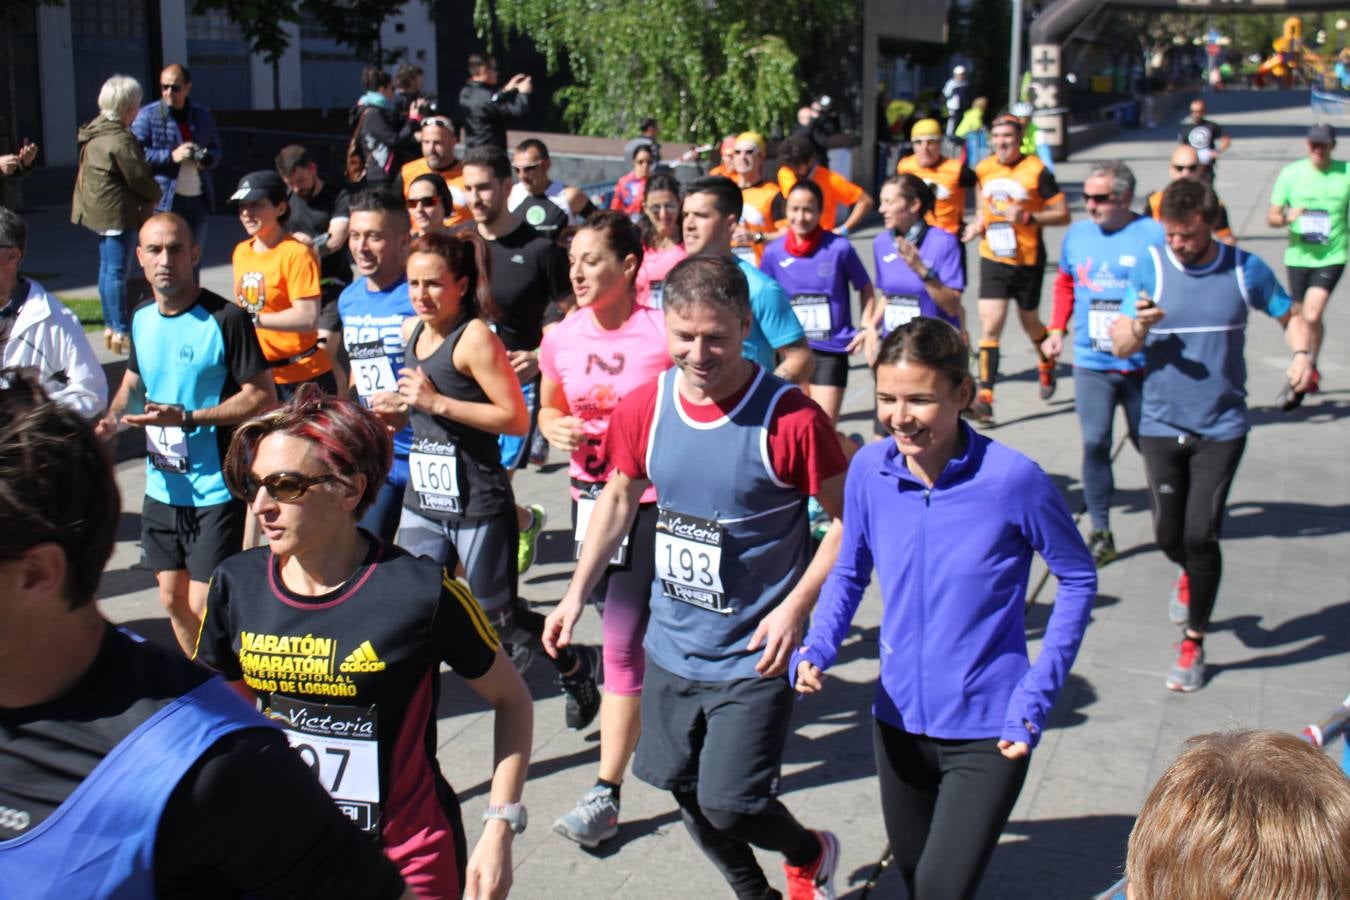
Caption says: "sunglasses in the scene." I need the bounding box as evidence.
[406,196,442,209]
[1083,193,1115,204]
[646,202,680,212]
[732,148,759,156]
[161,84,184,92]
[421,116,455,130]
[512,162,543,174]
[1171,164,1199,172]
[238,471,335,502]
[912,137,942,145]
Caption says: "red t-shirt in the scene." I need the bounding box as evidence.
[605,370,848,496]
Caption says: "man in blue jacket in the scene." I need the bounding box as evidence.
[132,64,221,248]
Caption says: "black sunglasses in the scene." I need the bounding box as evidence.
[161,84,184,92]
[1171,163,1199,172]
[406,196,441,209]
[512,162,543,174]
[238,471,335,502]
[1083,193,1115,204]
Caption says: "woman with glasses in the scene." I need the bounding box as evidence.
[406,172,454,238]
[610,145,653,218]
[634,172,684,308]
[195,384,533,899]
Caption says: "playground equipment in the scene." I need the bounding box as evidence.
[1256,16,1335,88]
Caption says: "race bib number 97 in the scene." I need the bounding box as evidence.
[268,696,381,833]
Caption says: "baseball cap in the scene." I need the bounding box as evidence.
[911,118,943,140]
[1308,123,1337,145]
[229,170,287,206]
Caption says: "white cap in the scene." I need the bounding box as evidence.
[953,65,967,75]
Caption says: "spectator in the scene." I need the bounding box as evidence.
[943,65,972,136]
[72,73,161,355]
[350,65,425,189]
[393,62,425,119]
[623,117,661,167]
[458,53,531,150]
[406,171,454,237]
[610,144,653,217]
[131,64,221,248]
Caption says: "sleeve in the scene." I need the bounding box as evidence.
[47,302,109,418]
[827,169,864,207]
[156,728,406,900]
[754,277,807,350]
[497,89,529,119]
[1050,269,1075,332]
[933,234,964,293]
[766,390,849,496]
[283,243,322,302]
[609,178,624,210]
[959,165,977,189]
[432,571,500,679]
[843,245,871,291]
[192,574,244,680]
[1269,166,1290,207]
[790,454,875,684]
[130,108,173,171]
[1240,251,1293,318]
[332,189,351,222]
[1038,167,1063,204]
[218,305,271,384]
[998,458,1096,747]
[601,382,658,481]
[1121,252,1159,317]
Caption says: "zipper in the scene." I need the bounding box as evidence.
[916,487,931,730]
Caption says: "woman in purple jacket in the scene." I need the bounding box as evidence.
[760,178,876,424]
[793,316,1096,900]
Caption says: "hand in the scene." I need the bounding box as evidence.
[0,155,18,176]
[1133,294,1165,332]
[94,414,121,441]
[542,594,585,657]
[368,391,409,429]
[171,143,196,164]
[513,75,534,95]
[845,326,877,359]
[18,142,37,167]
[794,660,824,694]
[463,822,513,900]
[1285,206,1306,226]
[410,98,431,117]
[543,415,585,452]
[291,232,314,246]
[1001,199,1024,224]
[397,366,440,413]
[747,600,808,677]
[731,225,752,246]
[997,740,1030,760]
[896,237,923,270]
[960,218,983,243]
[1040,332,1063,360]
[508,349,540,383]
[1287,352,1315,392]
[122,402,186,428]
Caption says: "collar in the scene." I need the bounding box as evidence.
[879,419,983,489]
[785,226,826,257]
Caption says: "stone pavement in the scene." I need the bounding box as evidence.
[40,88,1350,899]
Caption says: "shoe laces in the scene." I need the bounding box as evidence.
[575,788,617,823]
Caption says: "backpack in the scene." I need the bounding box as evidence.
[346,107,373,184]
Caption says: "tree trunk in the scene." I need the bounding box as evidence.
[272,57,281,109]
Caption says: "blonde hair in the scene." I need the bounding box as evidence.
[97,74,142,122]
[1126,729,1350,900]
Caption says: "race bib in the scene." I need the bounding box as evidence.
[648,280,665,308]
[987,222,1018,259]
[1088,298,1122,354]
[1300,210,1331,245]
[348,341,396,400]
[268,696,381,833]
[146,425,189,474]
[573,481,629,566]
[790,293,832,341]
[655,508,728,613]
[883,293,922,331]
[408,438,461,515]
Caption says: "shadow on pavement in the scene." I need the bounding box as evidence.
[1224,499,1350,539]
[1208,600,1350,675]
[1249,395,1350,426]
[98,564,157,601]
[990,813,1135,897]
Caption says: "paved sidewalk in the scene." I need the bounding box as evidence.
[65,89,1350,899]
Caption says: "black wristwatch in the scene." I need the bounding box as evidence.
[182,408,195,430]
[921,267,941,284]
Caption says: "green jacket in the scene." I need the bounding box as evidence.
[71,115,160,232]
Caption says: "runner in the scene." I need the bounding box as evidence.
[760,178,877,424]
[196,385,533,899]
[1178,98,1230,180]
[1110,179,1313,692]
[407,173,454,238]
[1145,146,1235,244]
[460,145,574,574]
[228,170,336,397]
[1266,123,1350,408]
[873,174,964,335]
[537,212,671,848]
[707,135,737,179]
[0,370,409,900]
[682,175,814,385]
[730,131,786,264]
[338,189,414,542]
[507,138,593,242]
[634,172,685,308]
[776,134,874,235]
[896,118,977,246]
[610,144,653,218]
[99,212,275,654]
[1043,161,1164,567]
[543,255,848,900]
[793,316,1095,900]
[962,113,1070,424]
[395,115,469,227]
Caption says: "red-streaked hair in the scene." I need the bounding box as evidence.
[223,383,391,518]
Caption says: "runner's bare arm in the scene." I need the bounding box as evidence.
[774,338,815,385]
[1033,193,1071,227]
[96,369,144,437]
[838,192,875,235]
[186,370,277,427]
[256,297,320,332]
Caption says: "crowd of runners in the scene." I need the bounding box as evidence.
[0,55,1346,900]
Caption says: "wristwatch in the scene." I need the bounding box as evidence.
[921,267,940,284]
[483,802,528,834]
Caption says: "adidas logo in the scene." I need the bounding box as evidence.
[339,640,387,673]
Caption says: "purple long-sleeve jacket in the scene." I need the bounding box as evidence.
[792,423,1096,748]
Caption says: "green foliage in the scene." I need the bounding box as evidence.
[478,0,859,143]
[191,0,299,65]
[301,0,408,64]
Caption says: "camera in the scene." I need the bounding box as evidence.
[189,144,209,164]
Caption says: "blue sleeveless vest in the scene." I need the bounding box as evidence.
[644,366,810,681]
[0,677,269,899]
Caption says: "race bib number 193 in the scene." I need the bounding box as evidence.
[655,508,728,613]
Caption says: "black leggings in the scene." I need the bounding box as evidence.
[874,721,1029,900]
[1140,434,1246,633]
[672,790,818,899]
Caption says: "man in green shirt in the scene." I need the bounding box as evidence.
[1267,123,1350,408]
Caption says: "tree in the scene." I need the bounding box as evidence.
[301,0,408,65]
[476,0,860,143]
[191,0,300,109]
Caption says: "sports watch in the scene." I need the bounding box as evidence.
[483,802,528,834]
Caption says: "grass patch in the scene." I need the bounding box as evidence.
[60,297,106,333]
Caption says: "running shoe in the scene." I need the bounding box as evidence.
[529,430,550,467]
[558,644,601,730]
[969,389,995,426]
[1038,360,1057,401]
[518,504,547,574]
[1168,570,1190,625]
[553,784,620,848]
[1166,637,1205,692]
[1087,530,1117,568]
[783,830,839,900]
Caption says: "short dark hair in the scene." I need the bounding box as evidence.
[467,53,493,76]
[786,178,824,213]
[631,143,655,163]
[0,207,28,255]
[684,175,743,219]
[0,369,120,609]
[578,210,644,283]
[639,117,658,132]
[362,65,391,93]
[886,173,936,218]
[348,188,410,230]
[778,135,816,168]
[514,138,550,160]
[664,255,750,321]
[874,316,971,392]
[274,144,314,177]
[463,145,512,181]
[394,63,422,90]
[1159,178,1220,227]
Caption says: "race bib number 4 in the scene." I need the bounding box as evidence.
[348,341,396,399]
[267,696,381,833]
[1300,210,1331,245]
[409,439,461,515]
[883,294,922,331]
[146,425,189,474]
[655,508,728,613]
[1088,298,1122,354]
[790,293,832,341]
[986,222,1018,259]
